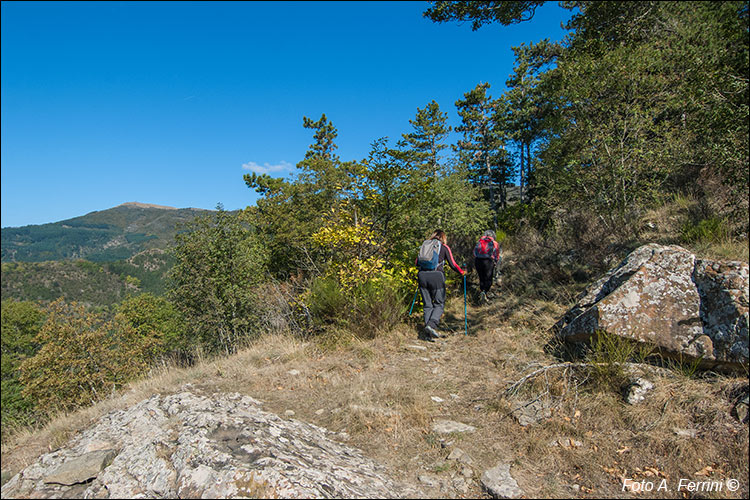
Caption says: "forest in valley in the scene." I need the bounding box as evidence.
[2,1,748,439]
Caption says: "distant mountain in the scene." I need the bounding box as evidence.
[1,202,212,263]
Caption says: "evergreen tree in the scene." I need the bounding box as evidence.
[501,40,558,203]
[302,113,339,161]
[455,83,513,227]
[401,100,452,176]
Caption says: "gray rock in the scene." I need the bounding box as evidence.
[1,389,420,499]
[481,462,524,499]
[624,377,655,404]
[446,447,474,465]
[554,244,749,373]
[452,476,470,494]
[511,399,552,426]
[43,450,117,486]
[431,419,476,434]
[418,472,441,487]
[735,394,749,423]
[672,427,698,438]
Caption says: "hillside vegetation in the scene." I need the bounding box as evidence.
[1,203,209,263]
[1,2,748,497]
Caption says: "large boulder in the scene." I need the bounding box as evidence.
[1,386,421,499]
[554,244,748,373]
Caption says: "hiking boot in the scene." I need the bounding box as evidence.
[479,291,487,304]
[424,325,442,339]
[418,332,435,342]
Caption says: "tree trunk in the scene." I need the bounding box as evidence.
[519,142,525,204]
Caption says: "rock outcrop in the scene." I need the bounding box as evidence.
[554,244,748,373]
[1,387,420,499]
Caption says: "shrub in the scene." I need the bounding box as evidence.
[19,299,151,415]
[306,273,406,338]
[114,293,190,363]
[1,300,46,434]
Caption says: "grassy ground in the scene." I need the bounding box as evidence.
[2,280,747,498]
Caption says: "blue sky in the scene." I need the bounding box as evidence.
[1,1,574,228]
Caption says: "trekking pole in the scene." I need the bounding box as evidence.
[408,286,419,316]
[463,273,468,336]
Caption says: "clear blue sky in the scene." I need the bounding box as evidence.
[1,1,574,228]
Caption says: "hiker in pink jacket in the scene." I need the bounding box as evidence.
[473,230,501,303]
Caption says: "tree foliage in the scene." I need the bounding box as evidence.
[1,300,46,431]
[19,299,150,414]
[114,293,189,363]
[455,83,514,225]
[427,0,749,237]
[424,1,547,30]
[167,206,269,355]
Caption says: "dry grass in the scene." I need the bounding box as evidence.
[2,291,748,499]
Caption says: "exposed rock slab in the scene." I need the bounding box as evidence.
[511,399,552,426]
[43,449,117,486]
[431,419,476,434]
[1,387,421,499]
[554,244,748,373]
[481,462,524,499]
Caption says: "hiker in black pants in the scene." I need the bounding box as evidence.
[415,230,465,341]
[473,230,500,303]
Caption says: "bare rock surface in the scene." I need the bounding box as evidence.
[480,462,524,499]
[554,244,748,373]
[1,386,421,499]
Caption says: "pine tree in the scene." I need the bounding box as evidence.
[401,100,452,176]
[455,83,513,227]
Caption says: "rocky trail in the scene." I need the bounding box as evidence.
[2,244,748,499]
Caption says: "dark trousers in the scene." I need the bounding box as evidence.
[475,258,495,293]
[418,270,445,329]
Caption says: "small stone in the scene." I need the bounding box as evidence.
[735,395,749,423]
[624,377,654,405]
[511,399,552,426]
[446,447,474,465]
[284,410,295,417]
[431,396,445,403]
[453,477,470,494]
[481,462,524,499]
[672,427,698,438]
[315,409,325,416]
[287,369,301,376]
[431,420,476,434]
[418,473,440,487]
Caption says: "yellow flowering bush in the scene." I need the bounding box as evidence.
[311,208,384,290]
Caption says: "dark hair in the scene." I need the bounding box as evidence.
[429,229,447,245]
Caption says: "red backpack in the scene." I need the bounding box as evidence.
[473,236,496,259]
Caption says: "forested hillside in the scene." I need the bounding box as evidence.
[1,203,209,263]
[1,249,174,307]
[2,0,747,467]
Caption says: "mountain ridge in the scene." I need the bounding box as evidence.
[1,202,216,263]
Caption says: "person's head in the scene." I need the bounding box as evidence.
[429,229,447,245]
[483,230,496,240]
